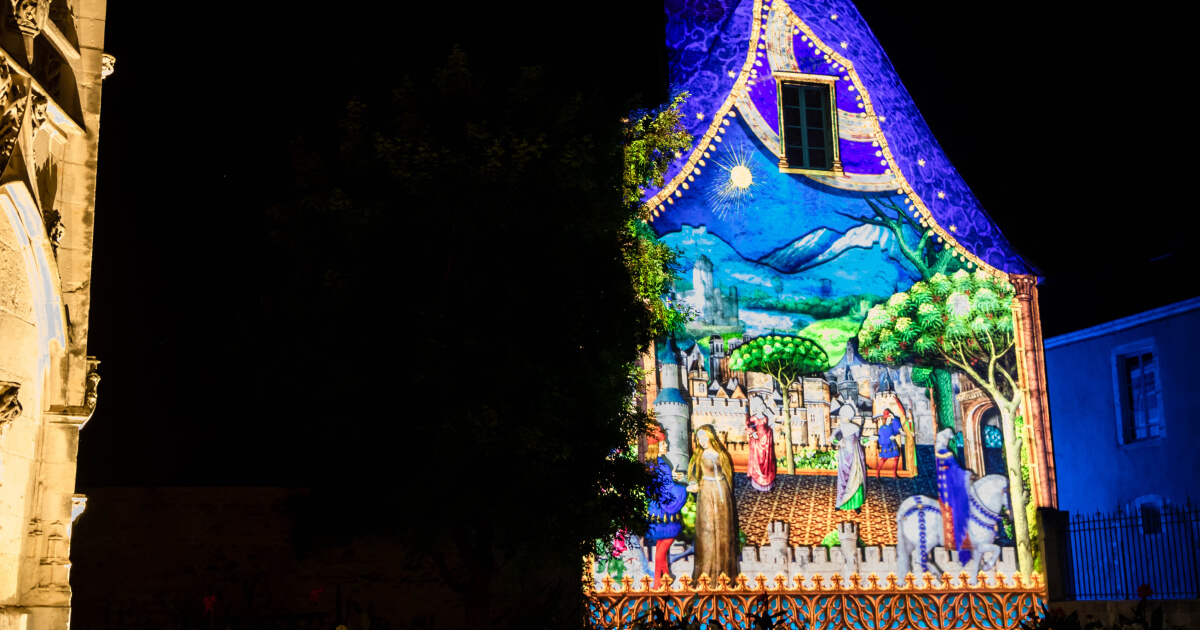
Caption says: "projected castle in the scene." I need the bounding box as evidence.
[654,335,930,476]
[685,255,740,327]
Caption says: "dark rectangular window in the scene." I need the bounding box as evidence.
[781,83,833,170]
[1140,504,1162,535]
[1121,351,1160,442]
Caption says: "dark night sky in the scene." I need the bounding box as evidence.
[77,1,1191,487]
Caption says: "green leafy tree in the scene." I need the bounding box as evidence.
[856,268,1033,574]
[838,196,962,432]
[728,335,829,474]
[622,91,694,336]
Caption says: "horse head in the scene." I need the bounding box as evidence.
[972,474,1010,517]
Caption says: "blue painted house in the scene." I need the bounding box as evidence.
[1046,297,1200,514]
[1043,297,1200,601]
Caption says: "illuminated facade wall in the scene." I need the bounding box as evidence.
[0,3,109,629]
[596,0,1056,595]
[1045,298,1200,514]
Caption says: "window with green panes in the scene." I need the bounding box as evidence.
[781,83,833,170]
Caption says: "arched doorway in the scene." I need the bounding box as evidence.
[979,407,1006,476]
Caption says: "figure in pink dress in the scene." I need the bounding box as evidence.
[745,394,777,491]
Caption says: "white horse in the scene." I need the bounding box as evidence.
[895,430,1010,578]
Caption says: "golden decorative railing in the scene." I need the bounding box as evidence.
[588,572,1044,629]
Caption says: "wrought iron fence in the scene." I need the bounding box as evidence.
[1065,501,1200,600]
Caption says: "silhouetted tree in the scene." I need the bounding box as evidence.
[270,48,692,630]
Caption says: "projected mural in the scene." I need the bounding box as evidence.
[591,2,1057,616]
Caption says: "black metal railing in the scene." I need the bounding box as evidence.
[1065,501,1200,600]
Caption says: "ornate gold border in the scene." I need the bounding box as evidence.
[590,569,1045,595]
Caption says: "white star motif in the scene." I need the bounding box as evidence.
[917,158,926,167]
[950,225,957,232]
[937,191,946,199]
[840,41,848,49]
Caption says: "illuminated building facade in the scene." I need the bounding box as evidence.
[0,2,108,628]
[592,0,1057,625]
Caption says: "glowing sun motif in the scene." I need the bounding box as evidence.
[707,142,759,218]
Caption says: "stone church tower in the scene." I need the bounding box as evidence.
[0,2,109,628]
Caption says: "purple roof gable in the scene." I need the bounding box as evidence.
[653,0,1036,277]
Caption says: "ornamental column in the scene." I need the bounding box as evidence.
[1010,275,1057,508]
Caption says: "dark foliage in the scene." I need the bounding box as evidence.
[267,49,690,628]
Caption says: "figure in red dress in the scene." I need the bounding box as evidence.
[746,394,777,491]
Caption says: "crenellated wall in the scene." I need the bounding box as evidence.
[596,520,1017,588]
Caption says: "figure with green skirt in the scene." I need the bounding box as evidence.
[832,421,866,513]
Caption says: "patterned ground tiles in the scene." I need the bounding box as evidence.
[734,446,936,547]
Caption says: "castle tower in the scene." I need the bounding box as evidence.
[708,334,725,382]
[838,365,858,402]
[693,255,714,323]
[659,337,684,393]
[722,285,739,326]
[655,339,691,473]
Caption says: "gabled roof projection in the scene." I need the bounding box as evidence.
[648,0,1034,277]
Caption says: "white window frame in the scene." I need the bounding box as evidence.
[1111,338,1165,447]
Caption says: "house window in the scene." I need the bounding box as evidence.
[781,84,832,169]
[774,73,840,174]
[1140,504,1162,535]
[1131,495,1165,535]
[1119,349,1161,442]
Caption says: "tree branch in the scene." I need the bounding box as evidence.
[862,196,895,223]
[994,338,1016,362]
[985,329,998,387]
[857,198,931,279]
[834,210,890,229]
[997,364,1021,413]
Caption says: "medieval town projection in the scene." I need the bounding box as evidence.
[593,0,1051,589]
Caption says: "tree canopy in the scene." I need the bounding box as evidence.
[729,335,828,379]
[729,334,828,474]
[856,269,1018,410]
[856,267,1034,574]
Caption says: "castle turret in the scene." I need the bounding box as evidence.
[655,338,691,473]
[838,365,858,402]
[693,255,715,323]
[709,334,725,381]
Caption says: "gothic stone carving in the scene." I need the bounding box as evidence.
[7,0,50,37]
[85,357,100,408]
[0,382,20,432]
[48,215,64,250]
[0,63,28,168]
[30,92,47,128]
[100,52,114,79]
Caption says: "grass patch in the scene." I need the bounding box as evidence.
[798,315,864,366]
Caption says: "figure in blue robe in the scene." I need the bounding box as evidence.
[876,409,904,477]
[935,431,973,562]
[648,453,689,587]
